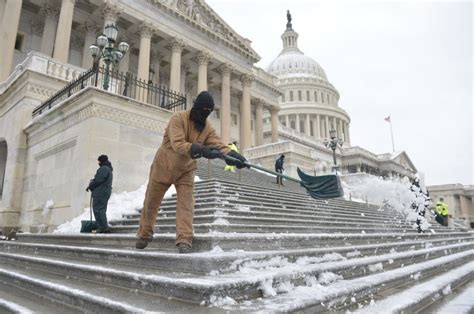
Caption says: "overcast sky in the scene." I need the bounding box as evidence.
[207,0,473,186]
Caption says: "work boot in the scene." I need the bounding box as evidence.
[177,243,192,254]
[6,230,17,241]
[135,237,152,249]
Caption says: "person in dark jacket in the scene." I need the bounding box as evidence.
[275,154,285,185]
[86,155,113,233]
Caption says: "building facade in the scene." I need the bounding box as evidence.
[0,0,417,233]
[428,184,474,228]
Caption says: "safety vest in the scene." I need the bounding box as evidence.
[436,202,448,216]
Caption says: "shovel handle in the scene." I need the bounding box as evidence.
[222,155,302,184]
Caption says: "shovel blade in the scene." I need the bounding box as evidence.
[297,167,344,199]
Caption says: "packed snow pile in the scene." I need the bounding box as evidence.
[342,173,431,231]
[54,176,201,233]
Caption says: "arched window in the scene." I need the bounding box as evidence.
[282,93,286,102]
[306,90,310,101]
[289,91,294,101]
[314,91,318,102]
[327,94,330,103]
[321,92,324,103]
[0,140,7,199]
[298,90,302,101]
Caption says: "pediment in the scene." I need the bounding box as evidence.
[156,0,260,62]
[392,151,417,172]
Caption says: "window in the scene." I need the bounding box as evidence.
[321,92,324,103]
[298,90,302,101]
[314,91,318,102]
[306,90,310,101]
[231,113,238,126]
[300,120,305,133]
[282,94,285,102]
[290,120,296,129]
[327,94,330,103]
[15,33,24,51]
[289,91,294,102]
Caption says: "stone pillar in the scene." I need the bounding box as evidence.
[270,106,279,143]
[39,3,59,57]
[345,122,351,144]
[0,0,22,81]
[315,114,321,138]
[325,115,330,138]
[254,99,264,146]
[80,22,98,69]
[136,23,153,101]
[219,63,232,144]
[296,114,301,133]
[53,0,75,63]
[240,74,254,150]
[337,119,343,140]
[285,115,289,128]
[305,114,311,137]
[197,51,211,93]
[169,38,185,92]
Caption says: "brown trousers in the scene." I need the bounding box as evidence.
[137,150,195,246]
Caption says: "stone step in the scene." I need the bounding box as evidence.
[111,213,409,229]
[1,243,472,306]
[218,248,474,312]
[109,222,427,235]
[2,236,471,276]
[15,232,473,252]
[121,207,409,227]
[427,281,474,313]
[0,261,207,313]
[351,260,474,313]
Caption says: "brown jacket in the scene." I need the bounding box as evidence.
[159,110,230,172]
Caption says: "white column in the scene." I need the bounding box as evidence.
[285,115,289,128]
[0,0,22,81]
[255,99,264,146]
[39,3,59,57]
[197,51,211,93]
[0,0,6,24]
[270,106,280,143]
[219,63,232,144]
[53,0,75,63]
[80,22,97,69]
[325,116,330,138]
[136,23,153,101]
[169,38,185,92]
[305,114,311,136]
[337,118,343,139]
[345,122,351,144]
[315,114,321,138]
[296,114,301,133]
[240,74,254,150]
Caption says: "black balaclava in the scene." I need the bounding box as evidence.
[98,154,113,170]
[190,91,215,132]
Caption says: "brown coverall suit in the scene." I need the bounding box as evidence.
[137,110,229,246]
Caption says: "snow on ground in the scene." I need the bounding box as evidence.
[54,176,201,233]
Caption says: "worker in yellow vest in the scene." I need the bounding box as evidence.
[435,200,449,226]
[224,141,239,172]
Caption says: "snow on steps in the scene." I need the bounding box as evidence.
[355,261,474,313]
[433,282,474,313]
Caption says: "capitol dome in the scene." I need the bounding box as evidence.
[266,49,328,80]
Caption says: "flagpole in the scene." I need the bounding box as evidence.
[389,120,395,152]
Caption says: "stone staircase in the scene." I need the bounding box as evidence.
[0,159,473,313]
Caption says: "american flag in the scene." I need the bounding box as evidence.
[384,116,391,123]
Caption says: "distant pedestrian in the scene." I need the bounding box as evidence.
[224,141,239,172]
[86,155,113,233]
[435,199,449,227]
[275,154,285,185]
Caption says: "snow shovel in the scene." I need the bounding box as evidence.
[80,194,98,233]
[223,155,344,200]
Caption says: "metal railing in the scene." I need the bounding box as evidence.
[32,66,187,117]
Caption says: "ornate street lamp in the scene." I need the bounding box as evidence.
[89,24,129,90]
[324,129,344,173]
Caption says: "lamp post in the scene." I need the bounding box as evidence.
[323,129,344,173]
[89,24,129,90]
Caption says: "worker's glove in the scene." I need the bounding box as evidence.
[190,144,222,159]
[225,151,248,169]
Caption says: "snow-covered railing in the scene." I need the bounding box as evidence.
[0,51,85,94]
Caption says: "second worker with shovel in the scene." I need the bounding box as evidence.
[136,91,247,253]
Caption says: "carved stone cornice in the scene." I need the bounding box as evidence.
[79,21,99,35]
[39,2,59,18]
[138,22,154,39]
[170,38,185,53]
[196,51,211,66]
[253,98,265,108]
[240,74,255,87]
[101,1,122,23]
